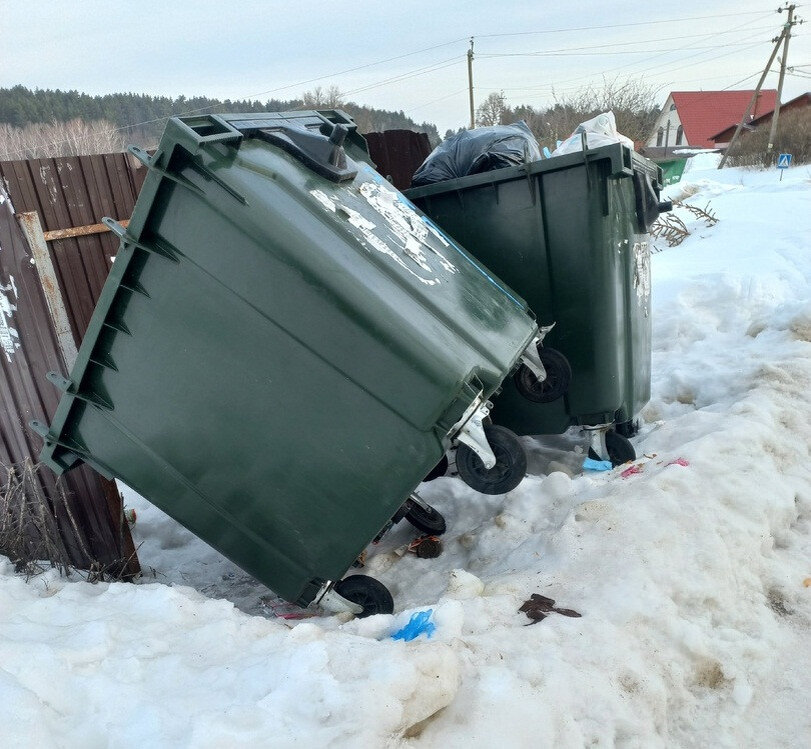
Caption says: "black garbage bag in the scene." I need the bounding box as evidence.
[411,121,541,187]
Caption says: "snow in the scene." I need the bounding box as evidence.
[2,162,811,747]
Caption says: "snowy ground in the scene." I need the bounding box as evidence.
[1,159,810,747]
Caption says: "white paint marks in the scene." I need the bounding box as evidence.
[39,165,58,205]
[310,190,337,213]
[309,179,458,287]
[0,182,14,213]
[633,240,651,316]
[0,279,21,363]
[359,182,458,275]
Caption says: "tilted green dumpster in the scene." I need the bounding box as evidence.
[34,111,541,615]
[406,143,668,462]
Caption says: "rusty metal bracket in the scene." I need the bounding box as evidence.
[42,219,130,242]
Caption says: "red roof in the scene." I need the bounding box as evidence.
[671,90,777,148]
[710,91,811,142]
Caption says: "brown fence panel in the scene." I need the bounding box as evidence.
[0,183,137,573]
[0,152,147,340]
[365,130,433,191]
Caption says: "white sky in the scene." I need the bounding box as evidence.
[0,0,808,133]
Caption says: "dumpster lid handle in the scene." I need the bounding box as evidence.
[249,123,359,183]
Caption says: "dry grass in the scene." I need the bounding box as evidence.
[725,108,811,167]
[0,459,137,582]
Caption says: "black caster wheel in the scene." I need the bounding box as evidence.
[588,430,636,467]
[456,424,527,495]
[333,575,394,618]
[422,454,449,482]
[404,499,447,535]
[614,419,640,438]
[514,346,572,403]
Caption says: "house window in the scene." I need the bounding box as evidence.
[676,125,684,146]
[670,104,676,111]
[656,127,664,146]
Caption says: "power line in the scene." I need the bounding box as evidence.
[474,10,773,39]
[479,42,766,58]
[476,26,775,58]
[341,57,462,97]
[402,88,469,115]
[482,18,771,96]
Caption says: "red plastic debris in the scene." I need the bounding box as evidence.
[620,464,643,478]
[666,458,690,467]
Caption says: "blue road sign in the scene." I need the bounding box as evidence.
[777,153,792,169]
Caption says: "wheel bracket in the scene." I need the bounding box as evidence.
[583,423,612,462]
[520,339,546,382]
[313,581,364,615]
[455,402,497,469]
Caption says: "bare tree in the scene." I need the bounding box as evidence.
[0,119,127,160]
[301,85,345,109]
[475,91,511,127]
[509,76,661,147]
[725,108,810,167]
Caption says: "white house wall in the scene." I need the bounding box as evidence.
[647,96,687,147]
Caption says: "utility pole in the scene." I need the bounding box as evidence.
[467,38,475,129]
[718,24,786,168]
[766,4,798,154]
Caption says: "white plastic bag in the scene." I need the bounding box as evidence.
[551,111,634,156]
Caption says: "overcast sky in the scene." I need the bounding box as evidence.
[1,0,808,133]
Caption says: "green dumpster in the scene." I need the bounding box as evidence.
[406,143,668,463]
[34,111,541,615]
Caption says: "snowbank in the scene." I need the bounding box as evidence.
[1,163,810,747]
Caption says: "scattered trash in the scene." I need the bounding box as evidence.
[666,457,690,467]
[352,551,367,568]
[408,535,443,559]
[411,121,541,186]
[583,458,613,472]
[551,111,634,156]
[392,609,436,641]
[123,508,137,525]
[263,598,317,620]
[519,594,581,625]
[620,464,644,478]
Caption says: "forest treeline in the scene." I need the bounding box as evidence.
[0,85,440,159]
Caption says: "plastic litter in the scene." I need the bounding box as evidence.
[411,121,541,186]
[583,457,613,472]
[407,535,443,559]
[620,464,644,478]
[519,594,581,625]
[666,457,690,467]
[551,111,634,156]
[391,609,436,641]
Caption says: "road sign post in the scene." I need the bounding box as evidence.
[777,153,792,180]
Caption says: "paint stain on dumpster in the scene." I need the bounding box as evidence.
[310,180,458,287]
[633,240,651,317]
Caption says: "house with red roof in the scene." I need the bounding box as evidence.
[645,90,778,150]
[709,91,811,145]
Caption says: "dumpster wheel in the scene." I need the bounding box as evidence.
[456,425,527,495]
[514,347,572,403]
[333,575,394,618]
[404,498,447,536]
